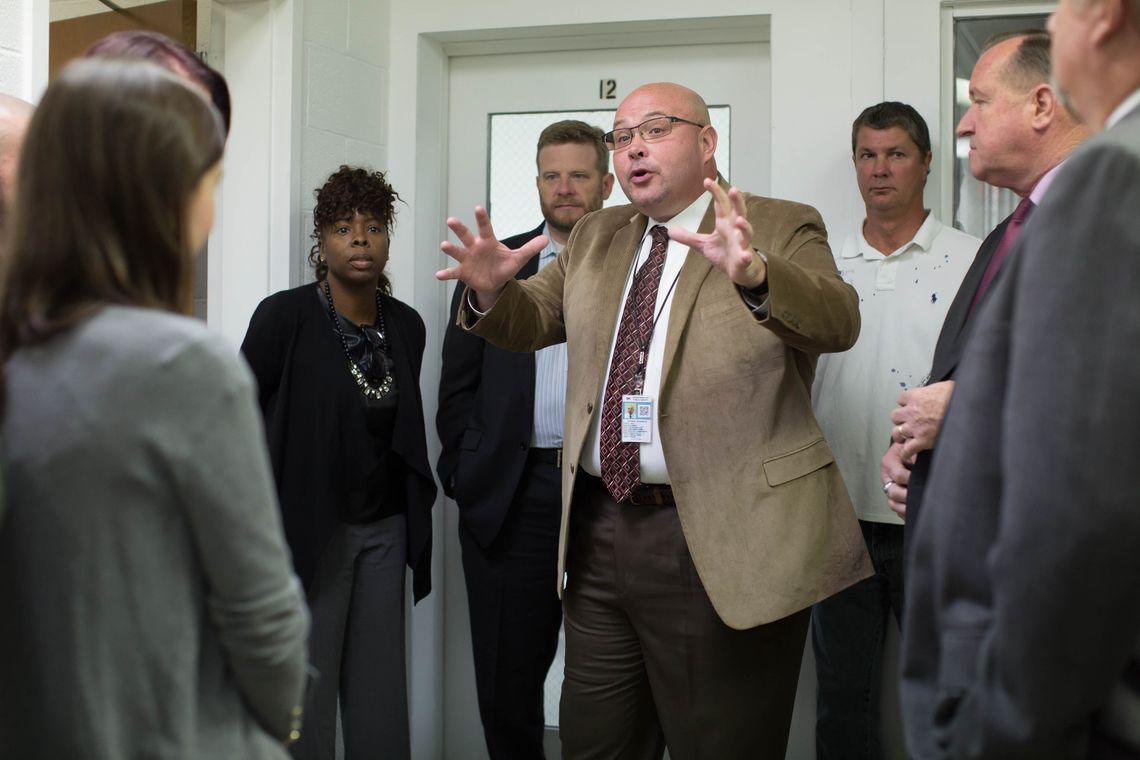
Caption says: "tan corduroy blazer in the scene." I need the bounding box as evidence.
[465,184,872,629]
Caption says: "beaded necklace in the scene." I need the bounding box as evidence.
[321,279,394,400]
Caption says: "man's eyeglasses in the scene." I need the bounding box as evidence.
[603,116,706,151]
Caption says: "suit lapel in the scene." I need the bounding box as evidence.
[929,216,1009,381]
[515,223,547,281]
[517,239,541,389]
[518,255,540,279]
[379,299,425,477]
[592,213,647,370]
[660,197,715,381]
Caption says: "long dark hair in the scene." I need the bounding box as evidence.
[309,165,400,293]
[0,59,225,364]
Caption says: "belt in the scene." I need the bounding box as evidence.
[528,447,562,467]
[580,472,674,507]
[626,483,675,507]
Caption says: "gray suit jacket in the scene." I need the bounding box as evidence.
[901,107,1140,759]
[0,306,309,759]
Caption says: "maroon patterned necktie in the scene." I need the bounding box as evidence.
[970,196,1035,313]
[600,225,669,503]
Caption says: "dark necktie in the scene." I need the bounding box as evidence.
[600,225,669,503]
[970,196,1035,313]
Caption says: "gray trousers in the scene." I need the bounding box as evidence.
[292,514,409,760]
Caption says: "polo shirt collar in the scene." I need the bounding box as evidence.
[843,211,940,261]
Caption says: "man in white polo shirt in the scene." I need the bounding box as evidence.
[810,101,980,760]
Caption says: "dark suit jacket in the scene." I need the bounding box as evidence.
[904,215,1010,538]
[901,107,1140,759]
[241,284,437,602]
[436,223,547,548]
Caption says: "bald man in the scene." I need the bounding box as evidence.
[438,82,870,759]
[0,93,34,227]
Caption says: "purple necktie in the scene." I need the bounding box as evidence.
[970,196,1035,313]
[600,225,669,503]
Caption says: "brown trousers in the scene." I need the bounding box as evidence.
[560,476,810,760]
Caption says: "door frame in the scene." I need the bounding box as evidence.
[200,9,773,757]
[206,0,301,347]
[392,15,772,758]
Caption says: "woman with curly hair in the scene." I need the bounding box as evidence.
[241,165,435,760]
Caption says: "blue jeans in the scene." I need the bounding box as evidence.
[811,520,904,760]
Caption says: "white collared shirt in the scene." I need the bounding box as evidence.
[581,192,711,483]
[812,213,980,523]
[531,227,567,448]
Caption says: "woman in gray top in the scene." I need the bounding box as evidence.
[0,60,309,758]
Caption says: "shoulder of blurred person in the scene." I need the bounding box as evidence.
[5,304,259,462]
[1,303,307,756]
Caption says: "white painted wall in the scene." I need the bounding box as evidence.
[297,0,390,285]
[208,0,301,346]
[0,0,48,100]
[382,0,960,304]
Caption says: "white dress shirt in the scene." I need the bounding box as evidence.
[531,227,567,448]
[581,192,711,483]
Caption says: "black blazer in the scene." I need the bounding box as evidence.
[241,284,437,602]
[436,223,547,548]
[904,215,1010,537]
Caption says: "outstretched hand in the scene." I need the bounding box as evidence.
[668,178,766,289]
[436,206,548,310]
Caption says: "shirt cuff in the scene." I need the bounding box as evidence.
[737,250,770,316]
[466,289,488,318]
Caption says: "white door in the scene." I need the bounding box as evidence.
[447,43,771,228]
[441,42,771,760]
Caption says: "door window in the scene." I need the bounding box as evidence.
[487,107,731,236]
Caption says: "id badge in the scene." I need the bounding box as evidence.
[620,394,654,444]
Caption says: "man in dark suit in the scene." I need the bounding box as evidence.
[891,32,1086,759]
[437,120,612,759]
[899,2,1140,756]
[438,82,869,759]
[879,31,1085,534]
